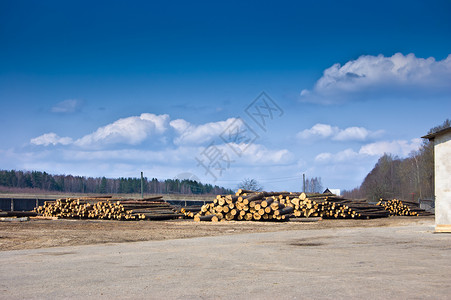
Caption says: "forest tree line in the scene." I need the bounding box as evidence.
[343,119,450,202]
[0,170,234,195]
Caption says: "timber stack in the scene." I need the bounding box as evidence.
[35,196,183,220]
[192,190,390,222]
[377,199,432,216]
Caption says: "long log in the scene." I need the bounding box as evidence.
[0,211,37,217]
[289,217,322,222]
[180,206,203,212]
[140,213,184,220]
[131,209,178,214]
[193,214,209,221]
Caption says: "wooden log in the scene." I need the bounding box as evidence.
[194,214,215,221]
[0,211,37,217]
[236,189,257,195]
[270,202,285,211]
[218,198,226,206]
[261,197,275,208]
[243,192,267,204]
[201,205,209,213]
[289,217,322,222]
[290,198,300,206]
[274,206,294,216]
[180,206,203,212]
[225,213,235,221]
[131,209,178,214]
[249,200,263,208]
[225,195,240,204]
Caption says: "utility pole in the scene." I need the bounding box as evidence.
[141,171,144,199]
[303,173,306,193]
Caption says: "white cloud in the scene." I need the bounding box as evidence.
[51,99,83,113]
[314,152,333,162]
[298,123,382,141]
[298,123,338,139]
[334,127,373,141]
[30,133,73,146]
[140,113,168,133]
[30,114,252,149]
[171,117,239,145]
[74,113,169,147]
[315,138,422,163]
[359,138,422,157]
[300,53,451,104]
[169,119,191,134]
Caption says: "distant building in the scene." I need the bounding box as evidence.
[422,127,451,233]
[323,188,341,196]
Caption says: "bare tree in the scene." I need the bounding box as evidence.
[304,177,323,193]
[237,178,263,192]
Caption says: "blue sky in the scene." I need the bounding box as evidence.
[1,0,450,192]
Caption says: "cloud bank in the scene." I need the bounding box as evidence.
[315,138,422,164]
[300,53,451,104]
[29,113,293,168]
[74,113,169,148]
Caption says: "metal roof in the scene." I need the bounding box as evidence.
[422,126,451,140]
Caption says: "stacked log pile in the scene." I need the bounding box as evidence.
[35,196,183,220]
[312,195,390,219]
[192,190,390,222]
[180,206,203,218]
[377,199,433,216]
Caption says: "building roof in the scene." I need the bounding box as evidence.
[422,127,451,140]
[323,188,332,194]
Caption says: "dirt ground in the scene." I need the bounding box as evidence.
[0,216,434,251]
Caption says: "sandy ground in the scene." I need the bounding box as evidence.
[1,218,450,299]
[0,216,434,251]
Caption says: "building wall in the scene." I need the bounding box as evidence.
[329,189,341,196]
[435,132,451,230]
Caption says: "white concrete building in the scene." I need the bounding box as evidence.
[423,127,451,233]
